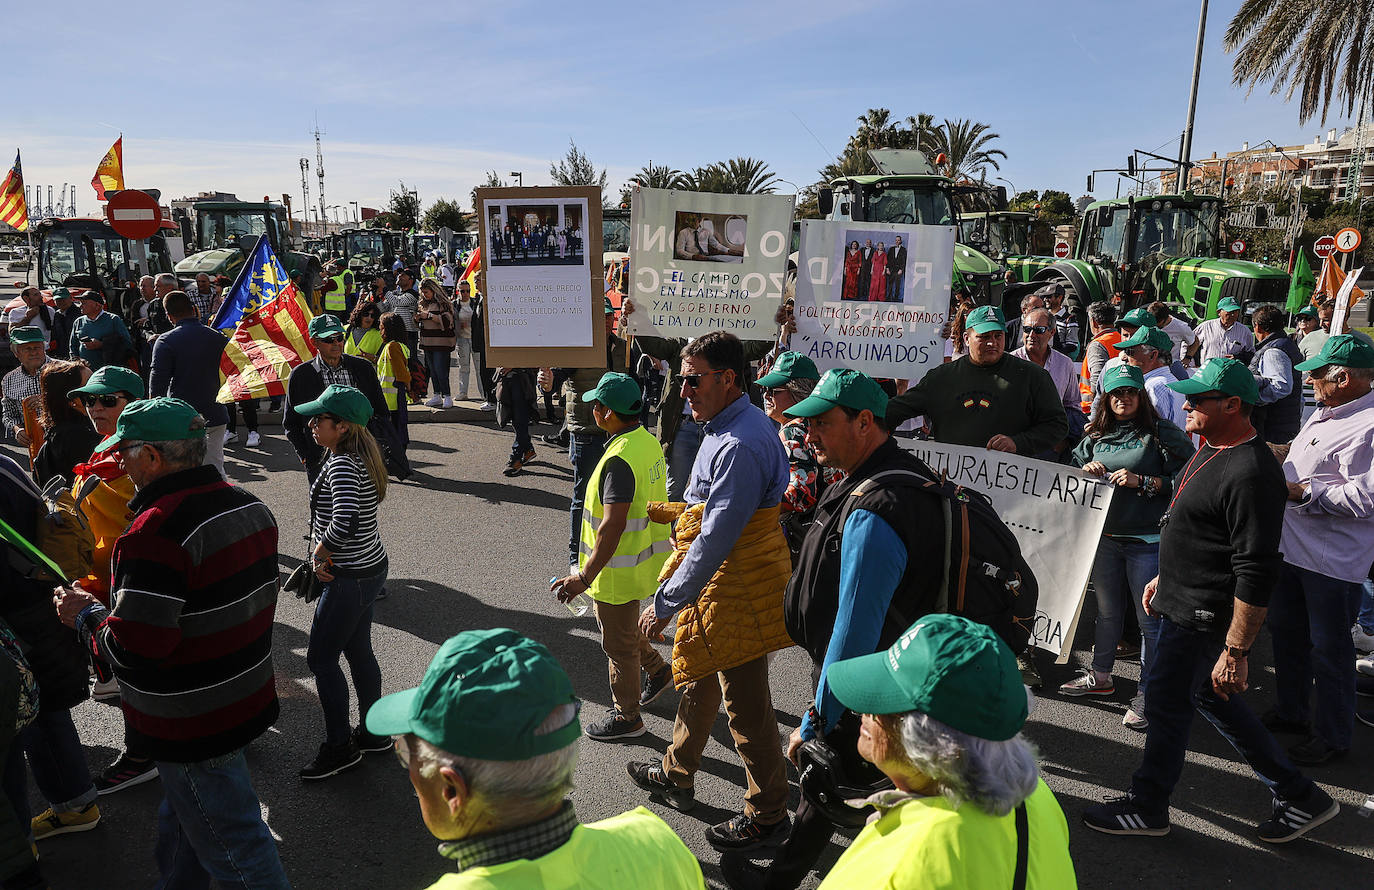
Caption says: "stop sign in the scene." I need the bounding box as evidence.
[1313,235,1337,260]
[1053,241,1070,259]
[104,190,163,240]
[1230,240,1245,255]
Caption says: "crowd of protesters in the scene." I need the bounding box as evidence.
[0,266,1369,889]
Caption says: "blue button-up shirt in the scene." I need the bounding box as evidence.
[1280,387,1374,583]
[654,393,788,618]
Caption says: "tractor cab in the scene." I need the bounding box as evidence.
[338,228,400,275]
[35,217,177,300]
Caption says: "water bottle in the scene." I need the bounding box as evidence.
[550,578,592,617]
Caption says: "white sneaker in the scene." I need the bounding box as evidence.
[223,430,238,444]
[1353,623,1374,654]
[1358,653,1374,677]
[442,396,453,409]
[245,431,261,448]
[424,395,442,408]
[478,401,495,411]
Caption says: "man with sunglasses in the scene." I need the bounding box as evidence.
[1012,307,1082,441]
[1084,357,1338,843]
[284,315,389,482]
[1115,325,1187,431]
[148,290,230,476]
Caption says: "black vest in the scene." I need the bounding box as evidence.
[1248,333,1305,444]
[783,438,942,665]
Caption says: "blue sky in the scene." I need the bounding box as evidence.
[9,0,1356,221]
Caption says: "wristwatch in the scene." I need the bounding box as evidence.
[1226,645,1250,658]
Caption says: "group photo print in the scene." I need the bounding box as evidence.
[487,201,586,266]
[840,228,910,302]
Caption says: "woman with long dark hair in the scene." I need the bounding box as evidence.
[842,241,861,301]
[345,302,383,365]
[32,361,96,487]
[416,278,455,408]
[1063,364,1193,730]
[295,384,392,779]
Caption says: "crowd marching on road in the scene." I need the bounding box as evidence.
[0,264,1371,890]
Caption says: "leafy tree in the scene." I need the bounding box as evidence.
[1038,190,1076,221]
[1225,0,1374,123]
[1008,189,1042,211]
[549,139,609,196]
[818,108,940,181]
[369,211,402,230]
[471,172,506,210]
[685,164,733,193]
[683,158,780,194]
[387,181,421,231]
[929,119,1006,182]
[630,164,690,190]
[422,197,471,232]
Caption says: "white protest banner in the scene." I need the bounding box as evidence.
[626,187,794,341]
[900,439,1115,661]
[792,220,953,379]
[1331,265,1364,336]
[478,189,598,349]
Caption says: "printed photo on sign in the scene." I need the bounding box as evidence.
[672,211,747,263]
[488,202,585,267]
[838,229,912,303]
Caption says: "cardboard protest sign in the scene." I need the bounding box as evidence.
[476,186,606,368]
[625,187,793,341]
[901,439,1115,661]
[792,220,953,379]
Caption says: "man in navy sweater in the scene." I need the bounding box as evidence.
[148,291,230,476]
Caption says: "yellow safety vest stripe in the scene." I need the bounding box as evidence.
[580,425,670,605]
[377,341,410,410]
[325,272,351,311]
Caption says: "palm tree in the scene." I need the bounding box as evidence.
[903,113,936,153]
[930,119,1007,182]
[853,108,898,151]
[685,158,779,194]
[630,164,690,190]
[1225,0,1374,124]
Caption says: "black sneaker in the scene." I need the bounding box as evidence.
[584,711,646,742]
[1358,710,1374,728]
[300,740,362,781]
[1260,708,1310,736]
[705,812,791,852]
[640,666,673,707]
[626,761,695,812]
[1017,652,1043,690]
[1082,792,1170,837]
[1256,786,1339,843]
[1288,736,1347,766]
[353,727,394,754]
[503,458,524,477]
[94,753,159,796]
[718,854,768,890]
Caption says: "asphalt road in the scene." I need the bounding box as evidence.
[4,401,1372,889]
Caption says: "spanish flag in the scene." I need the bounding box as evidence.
[91,136,124,201]
[0,152,28,232]
[461,246,481,290]
[213,235,317,403]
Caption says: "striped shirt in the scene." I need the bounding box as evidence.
[311,452,387,576]
[76,464,280,763]
[1,360,46,439]
[386,289,419,333]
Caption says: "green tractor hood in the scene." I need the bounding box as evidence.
[953,243,999,277]
[176,248,245,279]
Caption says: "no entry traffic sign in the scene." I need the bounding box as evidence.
[104,190,162,240]
[1230,240,1245,255]
[1335,227,1362,253]
[1313,235,1336,259]
[1053,241,1070,259]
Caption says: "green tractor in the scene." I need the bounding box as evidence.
[1004,193,1288,320]
[815,149,1005,308]
[331,227,402,277]
[175,201,323,299]
[957,210,1056,265]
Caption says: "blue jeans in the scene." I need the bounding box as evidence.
[508,385,532,460]
[307,568,386,746]
[1089,537,1160,704]
[568,432,607,565]
[1130,616,1311,812]
[154,749,290,890]
[1358,578,1374,632]
[424,349,451,396]
[18,708,97,812]
[667,419,702,502]
[1267,562,1362,750]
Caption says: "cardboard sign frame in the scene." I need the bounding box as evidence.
[475,186,606,368]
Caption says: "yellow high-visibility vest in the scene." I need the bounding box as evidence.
[579,425,671,605]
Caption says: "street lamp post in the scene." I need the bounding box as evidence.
[510,171,524,187]
[996,176,1017,202]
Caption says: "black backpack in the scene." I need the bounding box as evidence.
[834,465,1039,653]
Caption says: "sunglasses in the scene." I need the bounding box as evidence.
[80,394,126,408]
[317,335,346,344]
[1183,393,1231,409]
[1024,325,1052,335]
[681,369,726,389]
[763,387,790,399]
[307,414,343,427]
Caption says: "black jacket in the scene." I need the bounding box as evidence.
[283,355,388,470]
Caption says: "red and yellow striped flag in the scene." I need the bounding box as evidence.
[461,246,481,289]
[0,152,28,232]
[91,136,124,201]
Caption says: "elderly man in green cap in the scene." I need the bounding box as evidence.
[1084,357,1338,843]
[2,326,49,446]
[284,314,389,481]
[1116,325,1187,430]
[367,628,704,889]
[53,397,290,888]
[1190,296,1254,366]
[811,613,1075,889]
[550,372,673,743]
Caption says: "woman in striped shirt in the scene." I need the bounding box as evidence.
[294,384,394,780]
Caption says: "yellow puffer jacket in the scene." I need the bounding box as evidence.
[74,469,136,602]
[648,501,794,687]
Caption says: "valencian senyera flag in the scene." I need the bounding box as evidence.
[0,152,29,232]
[211,235,316,403]
[91,136,124,201]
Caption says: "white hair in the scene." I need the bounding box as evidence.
[892,708,1040,817]
[155,272,178,288]
[1326,364,1374,383]
[413,702,580,828]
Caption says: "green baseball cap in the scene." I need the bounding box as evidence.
[1100,363,1145,393]
[69,365,146,400]
[307,314,346,340]
[1216,297,1241,313]
[828,613,1028,741]
[292,384,374,425]
[1117,325,1171,353]
[1167,357,1260,404]
[1295,305,1319,319]
[965,305,1007,335]
[785,367,888,419]
[95,397,205,452]
[1294,333,1374,373]
[8,326,45,345]
[366,628,581,762]
[584,372,642,415]
[756,351,820,388]
[51,287,73,302]
[1117,307,1157,329]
